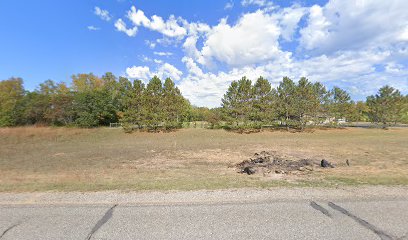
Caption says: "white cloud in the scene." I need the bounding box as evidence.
[154,51,173,56]
[224,1,234,10]
[241,0,274,11]
[141,56,152,62]
[87,26,100,31]
[116,1,408,107]
[299,5,331,51]
[178,48,406,107]
[157,63,183,81]
[126,63,183,82]
[241,0,267,7]
[145,40,156,49]
[94,7,111,21]
[114,19,137,37]
[385,62,405,75]
[126,66,152,80]
[279,5,307,41]
[299,0,408,53]
[195,11,286,67]
[126,6,187,38]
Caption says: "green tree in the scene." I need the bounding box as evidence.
[0,78,25,126]
[21,79,58,125]
[44,83,75,125]
[276,77,296,130]
[366,85,404,127]
[71,73,118,127]
[251,77,275,124]
[347,101,369,122]
[117,76,133,112]
[72,73,103,92]
[293,77,321,130]
[222,76,253,127]
[142,76,164,131]
[312,82,330,124]
[121,79,145,131]
[330,86,352,121]
[21,91,48,125]
[401,95,408,124]
[162,78,187,129]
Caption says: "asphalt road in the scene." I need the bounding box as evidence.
[1,188,407,240]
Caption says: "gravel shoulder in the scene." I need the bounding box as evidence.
[1,186,408,206]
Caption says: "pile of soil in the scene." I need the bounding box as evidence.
[237,151,334,175]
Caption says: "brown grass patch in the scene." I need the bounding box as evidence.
[0,127,407,192]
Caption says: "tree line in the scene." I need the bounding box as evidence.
[219,76,407,131]
[0,73,189,131]
[0,74,407,131]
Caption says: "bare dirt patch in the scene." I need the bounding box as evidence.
[236,151,335,175]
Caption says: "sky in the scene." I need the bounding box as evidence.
[0,0,407,107]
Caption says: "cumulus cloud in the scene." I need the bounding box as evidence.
[126,66,152,80]
[116,1,408,107]
[157,63,183,80]
[196,11,286,67]
[299,0,408,53]
[94,7,111,21]
[114,19,137,37]
[126,63,183,82]
[178,49,404,107]
[279,5,307,41]
[183,7,307,67]
[126,6,187,38]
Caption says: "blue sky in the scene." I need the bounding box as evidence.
[0,0,407,107]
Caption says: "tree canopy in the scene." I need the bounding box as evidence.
[0,74,406,131]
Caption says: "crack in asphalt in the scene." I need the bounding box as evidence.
[85,204,117,240]
[328,202,395,240]
[310,201,332,218]
[0,223,20,239]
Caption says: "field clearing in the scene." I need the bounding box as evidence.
[0,127,407,192]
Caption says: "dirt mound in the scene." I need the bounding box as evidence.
[237,151,334,175]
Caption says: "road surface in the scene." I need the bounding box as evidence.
[1,187,407,240]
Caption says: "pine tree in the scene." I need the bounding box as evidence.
[293,77,320,130]
[277,77,296,130]
[252,77,275,124]
[367,85,404,128]
[121,80,145,132]
[330,86,352,121]
[221,76,253,127]
[142,76,164,131]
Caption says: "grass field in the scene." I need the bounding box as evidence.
[1,127,407,192]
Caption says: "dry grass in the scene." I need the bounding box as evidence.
[1,126,407,192]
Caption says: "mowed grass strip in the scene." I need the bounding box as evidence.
[0,127,407,192]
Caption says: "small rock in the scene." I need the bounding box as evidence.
[243,166,256,175]
[321,159,335,168]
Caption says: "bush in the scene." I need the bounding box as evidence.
[74,113,99,128]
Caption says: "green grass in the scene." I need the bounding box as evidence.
[0,126,407,192]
